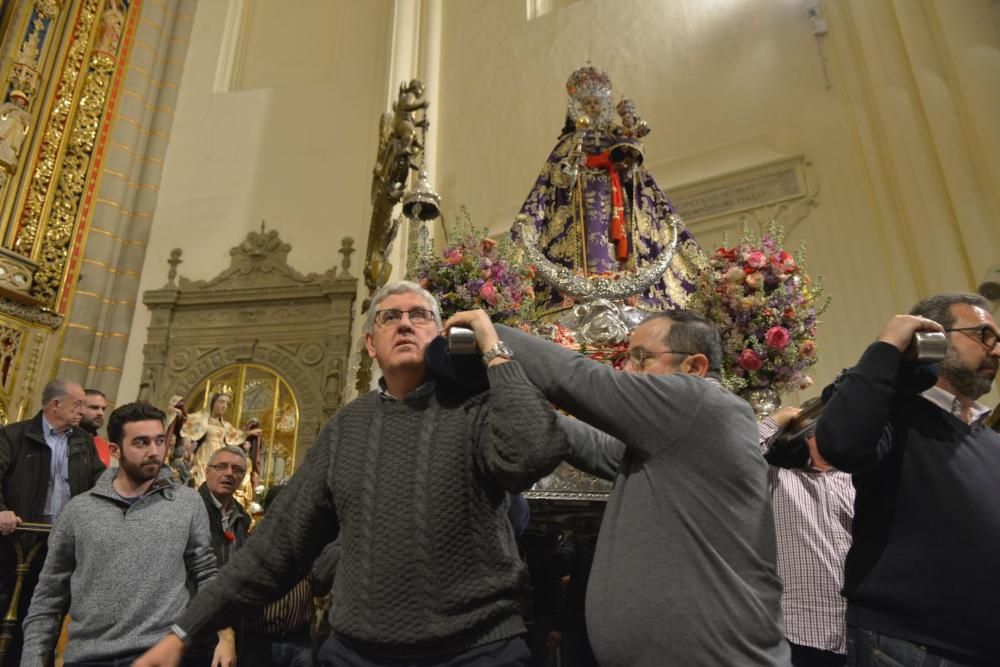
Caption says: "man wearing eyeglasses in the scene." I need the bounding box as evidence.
[188,446,250,666]
[136,280,566,667]
[480,310,789,666]
[816,292,1000,666]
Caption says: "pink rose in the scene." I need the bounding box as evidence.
[799,340,816,358]
[745,251,767,269]
[479,282,498,306]
[724,267,745,283]
[738,349,763,371]
[445,249,463,266]
[745,272,764,290]
[765,326,791,350]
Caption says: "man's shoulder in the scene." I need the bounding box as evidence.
[0,414,42,441]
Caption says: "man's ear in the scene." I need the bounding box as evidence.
[681,353,710,378]
[364,332,377,359]
[108,443,121,460]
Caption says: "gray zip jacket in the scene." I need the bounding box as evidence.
[20,466,217,665]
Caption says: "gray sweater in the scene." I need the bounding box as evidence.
[20,466,217,665]
[176,361,566,658]
[498,325,789,666]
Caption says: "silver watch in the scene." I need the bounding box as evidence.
[482,340,514,365]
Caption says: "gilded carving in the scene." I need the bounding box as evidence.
[13,0,100,259]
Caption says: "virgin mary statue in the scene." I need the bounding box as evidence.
[514,65,703,315]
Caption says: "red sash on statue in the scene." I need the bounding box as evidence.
[586,151,628,261]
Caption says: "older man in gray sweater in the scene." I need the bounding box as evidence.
[491,310,789,666]
[19,402,222,667]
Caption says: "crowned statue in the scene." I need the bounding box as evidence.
[513,64,703,331]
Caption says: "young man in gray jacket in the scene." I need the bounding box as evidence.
[19,402,227,667]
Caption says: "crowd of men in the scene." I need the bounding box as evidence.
[0,281,996,667]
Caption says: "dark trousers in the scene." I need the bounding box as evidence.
[242,634,311,667]
[64,654,144,667]
[0,536,47,667]
[317,635,530,667]
[789,640,846,667]
[847,626,987,667]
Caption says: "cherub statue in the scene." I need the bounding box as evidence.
[0,91,31,170]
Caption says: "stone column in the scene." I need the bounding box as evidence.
[57,0,198,402]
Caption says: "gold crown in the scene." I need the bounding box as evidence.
[211,383,234,398]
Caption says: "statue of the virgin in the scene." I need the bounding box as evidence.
[514,65,703,317]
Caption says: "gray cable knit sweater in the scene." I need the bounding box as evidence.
[20,466,217,665]
[496,325,790,667]
[176,361,566,658]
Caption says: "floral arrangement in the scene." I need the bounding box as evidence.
[411,209,536,324]
[688,223,830,394]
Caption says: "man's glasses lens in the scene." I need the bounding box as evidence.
[948,326,1000,349]
[209,463,246,476]
[375,308,433,326]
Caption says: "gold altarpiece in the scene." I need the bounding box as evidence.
[139,227,358,470]
[0,0,193,421]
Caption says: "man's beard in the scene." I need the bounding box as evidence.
[80,418,99,436]
[119,457,162,484]
[939,347,996,400]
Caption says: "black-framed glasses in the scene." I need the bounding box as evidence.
[207,462,247,476]
[374,307,435,327]
[945,326,1000,350]
[626,348,695,371]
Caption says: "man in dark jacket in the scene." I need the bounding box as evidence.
[190,445,249,666]
[0,378,103,665]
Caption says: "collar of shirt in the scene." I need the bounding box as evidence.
[40,415,72,440]
[208,490,236,529]
[921,385,991,425]
[377,377,433,401]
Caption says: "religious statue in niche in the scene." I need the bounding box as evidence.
[0,90,31,171]
[179,389,261,488]
[96,0,126,54]
[513,65,703,315]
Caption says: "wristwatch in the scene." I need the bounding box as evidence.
[482,340,514,365]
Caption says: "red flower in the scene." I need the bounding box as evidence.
[772,250,796,273]
[765,326,791,350]
[716,247,738,262]
[481,237,498,252]
[738,349,763,371]
[224,530,235,543]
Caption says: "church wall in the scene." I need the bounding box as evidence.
[433,0,999,404]
[117,0,393,401]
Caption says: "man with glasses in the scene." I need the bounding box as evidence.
[816,292,1000,666]
[137,280,566,667]
[471,309,789,665]
[188,446,248,666]
[0,379,104,664]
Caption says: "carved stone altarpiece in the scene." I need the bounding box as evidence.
[140,227,357,466]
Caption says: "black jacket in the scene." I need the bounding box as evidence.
[0,412,104,521]
[197,482,250,567]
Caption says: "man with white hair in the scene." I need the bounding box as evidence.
[138,280,567,667]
